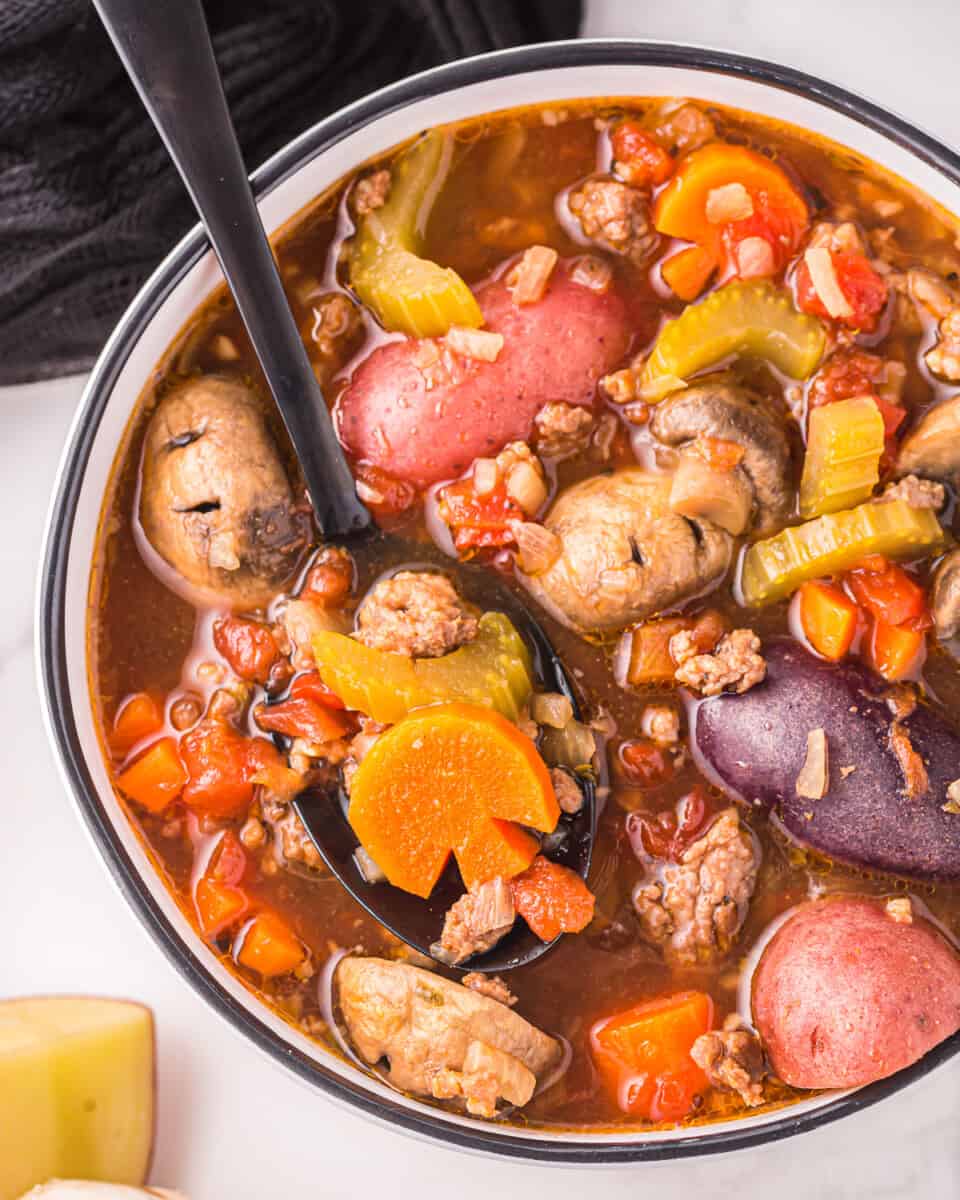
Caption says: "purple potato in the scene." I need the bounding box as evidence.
[692,641,960,880]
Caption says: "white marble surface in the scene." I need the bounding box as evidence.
[5,2,960,1195]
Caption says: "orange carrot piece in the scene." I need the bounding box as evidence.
[236,911,305,977]
[348,703,559,898]
[510,856,595,942]
[660,244,716,301]
[625,617,692,685]
[864,617,926,681]
[797,580,859,661]
[116,737,186,813]
[195,878,249,937]
[590,991,714,1122]
[111,692,163,754]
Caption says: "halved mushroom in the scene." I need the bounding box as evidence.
[931,547,960,644]
[897,394,960,481]
[649,382,794,534]
[518,468,733,634]
[140,375,309,607]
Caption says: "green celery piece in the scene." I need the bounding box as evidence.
[349,131,483,337]
[312,612,532,724]
[643,279,827,389]
[799,396,885,518]
[741,500,946,606]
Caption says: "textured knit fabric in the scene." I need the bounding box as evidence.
[0,0,581,383]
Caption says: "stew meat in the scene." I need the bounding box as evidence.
[90,97,960,1130]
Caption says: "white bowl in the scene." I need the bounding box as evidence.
[38,41,960,1162]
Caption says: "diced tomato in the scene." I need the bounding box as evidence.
[610,120,674,188]
[863,616,927,682]
[590,991,714,1122]
[797,580,860,662]
[116,737,187,814]
[236,911,306,977]
[808,349,888,410]
[627,786,719,861]
[438,478,525,552]
[795,251,888,330]
[619,739,674,788]
[111,692,164,754]
[300,547,354,607]
[355,463,417,519]
[288,671,346,710]
[723,189,807,278]
[660,245,716,301]
[510,855,595,942]
[180,718,279,819]
[213,616,281,683]
[244,737,302,800]
[209,830,249,886]
[846,557,928,628]
[254,695,355,744]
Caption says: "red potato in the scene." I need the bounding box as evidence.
[752,897,960,1090]
[336,258,633,487]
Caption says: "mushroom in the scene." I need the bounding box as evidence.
[897,394,960,481]
[931,547,960,645]
[649,383,794,534]
[139,375,309,607]
[518,468,733,634]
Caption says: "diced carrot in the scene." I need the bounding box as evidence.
[510,855,595,942]
[111,692,163,754]
[196,878,249,937]
[590,991,715,1122]
[212,616,281,683]
[116,737,187,814]
[236,911,305,977]
[254,696,355,744]
[660,244,716,300]
[625,617,691,685]
[797,580,859,661]
[864,617,926,681]
[348,703,559,898]
[846,557,927,628]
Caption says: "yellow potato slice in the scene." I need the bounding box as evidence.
[0,997,154,1200]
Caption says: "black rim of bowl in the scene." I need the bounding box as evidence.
[38,40,960,1163]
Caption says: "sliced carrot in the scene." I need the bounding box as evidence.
[864,617,926,682]
[660,244,716,301]
[348,702,559,898]
[510,856,594,942]
[111,692,163,754]
[236,911,305,977]
[797,580,859,661]
[116,737,186,813]
[590,990,714,1122]
[654,143,808,259]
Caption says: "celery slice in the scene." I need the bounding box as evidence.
[799,396,885,518]
[349,131,483,337]
[312,612,533,724]
[642,279,827,392]
[740,500,945,606]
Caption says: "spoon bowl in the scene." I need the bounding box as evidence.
[93,0,595,970]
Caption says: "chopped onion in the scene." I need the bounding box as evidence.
[472,457,499,495]
[735,236,776,279]
[570,255,613,292]
[514,521,561,575]
[796,727,830,799]
[705,182,754,224]
[506,460,548,515]
[541,718,597,769]
[446,325,504,362]
[354,846,387,884]
[804,247,853,319]
[531,691,574,728]
[507,244,559,305]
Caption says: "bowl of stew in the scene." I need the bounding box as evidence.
[39,41,960,1161]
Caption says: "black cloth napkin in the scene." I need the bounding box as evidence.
[0,0,581,384]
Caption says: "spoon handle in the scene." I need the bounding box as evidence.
[93,0,371,539]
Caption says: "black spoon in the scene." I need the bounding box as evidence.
[94,0,595,971]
